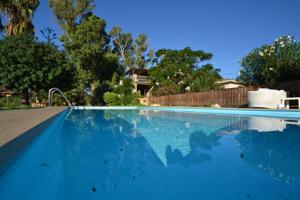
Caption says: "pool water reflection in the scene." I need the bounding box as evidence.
[0,109,300,200]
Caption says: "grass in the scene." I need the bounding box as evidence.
[0,96,31,110]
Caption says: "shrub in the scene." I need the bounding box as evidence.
[103,92,121,106]
[0,96,30,110]
[153,84,180,96]
[103,92,141,106]
[105,76,141,106]
[122,93,141,105]
[238,35,300,87]
[112,78,134,95]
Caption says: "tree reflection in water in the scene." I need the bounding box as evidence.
[1,109,299,199]
[165,130,221,166]
[62,109,229,199]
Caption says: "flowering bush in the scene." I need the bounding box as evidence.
[238,35,300,87]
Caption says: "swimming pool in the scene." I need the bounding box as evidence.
[0,108,300,199]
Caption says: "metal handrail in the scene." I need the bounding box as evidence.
[48,88,72,107]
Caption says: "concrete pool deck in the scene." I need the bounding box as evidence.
[0,107,66,147]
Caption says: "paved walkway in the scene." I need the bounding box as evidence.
[0,107,66,147]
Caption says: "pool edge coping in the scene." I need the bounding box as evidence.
[72,106,300,119]
[0,109,68,169]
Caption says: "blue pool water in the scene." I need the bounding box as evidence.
[0,108,300,199]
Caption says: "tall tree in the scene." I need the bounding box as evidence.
[48,0,94,32]
[50,1,121,104]
[110,26,133,70]
[65,15,116,105]
[49,0,117,105]
[0,16,4,33]
[62,14,111,83]
[110,28,153,70]
[133,34,148,69]
[40,27,57,44]
[0,0,39,36]
[149,47,221,95]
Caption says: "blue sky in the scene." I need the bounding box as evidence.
[33,0,300,78]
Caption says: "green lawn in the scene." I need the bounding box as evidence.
[0,96,31,110]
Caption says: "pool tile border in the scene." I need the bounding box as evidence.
[72,106,300,119]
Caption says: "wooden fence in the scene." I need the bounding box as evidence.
[148,86,258,107]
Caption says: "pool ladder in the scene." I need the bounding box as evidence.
[48,88,72,108]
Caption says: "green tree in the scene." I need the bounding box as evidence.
[133,34,149,69]
[149,47,220,95]
[49,1,122,105]
[110,26,133,70]
[40,27,57,44]
[0,16,4,33]
[48,0,94,32]
[68,15,121,105]
[0,34,73,104]
[0,0,39,35]
[61,14,110,83]
[238,35,300,87]
[110,27,153,70]
[64,16,121,104]
[190,64,222,92]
